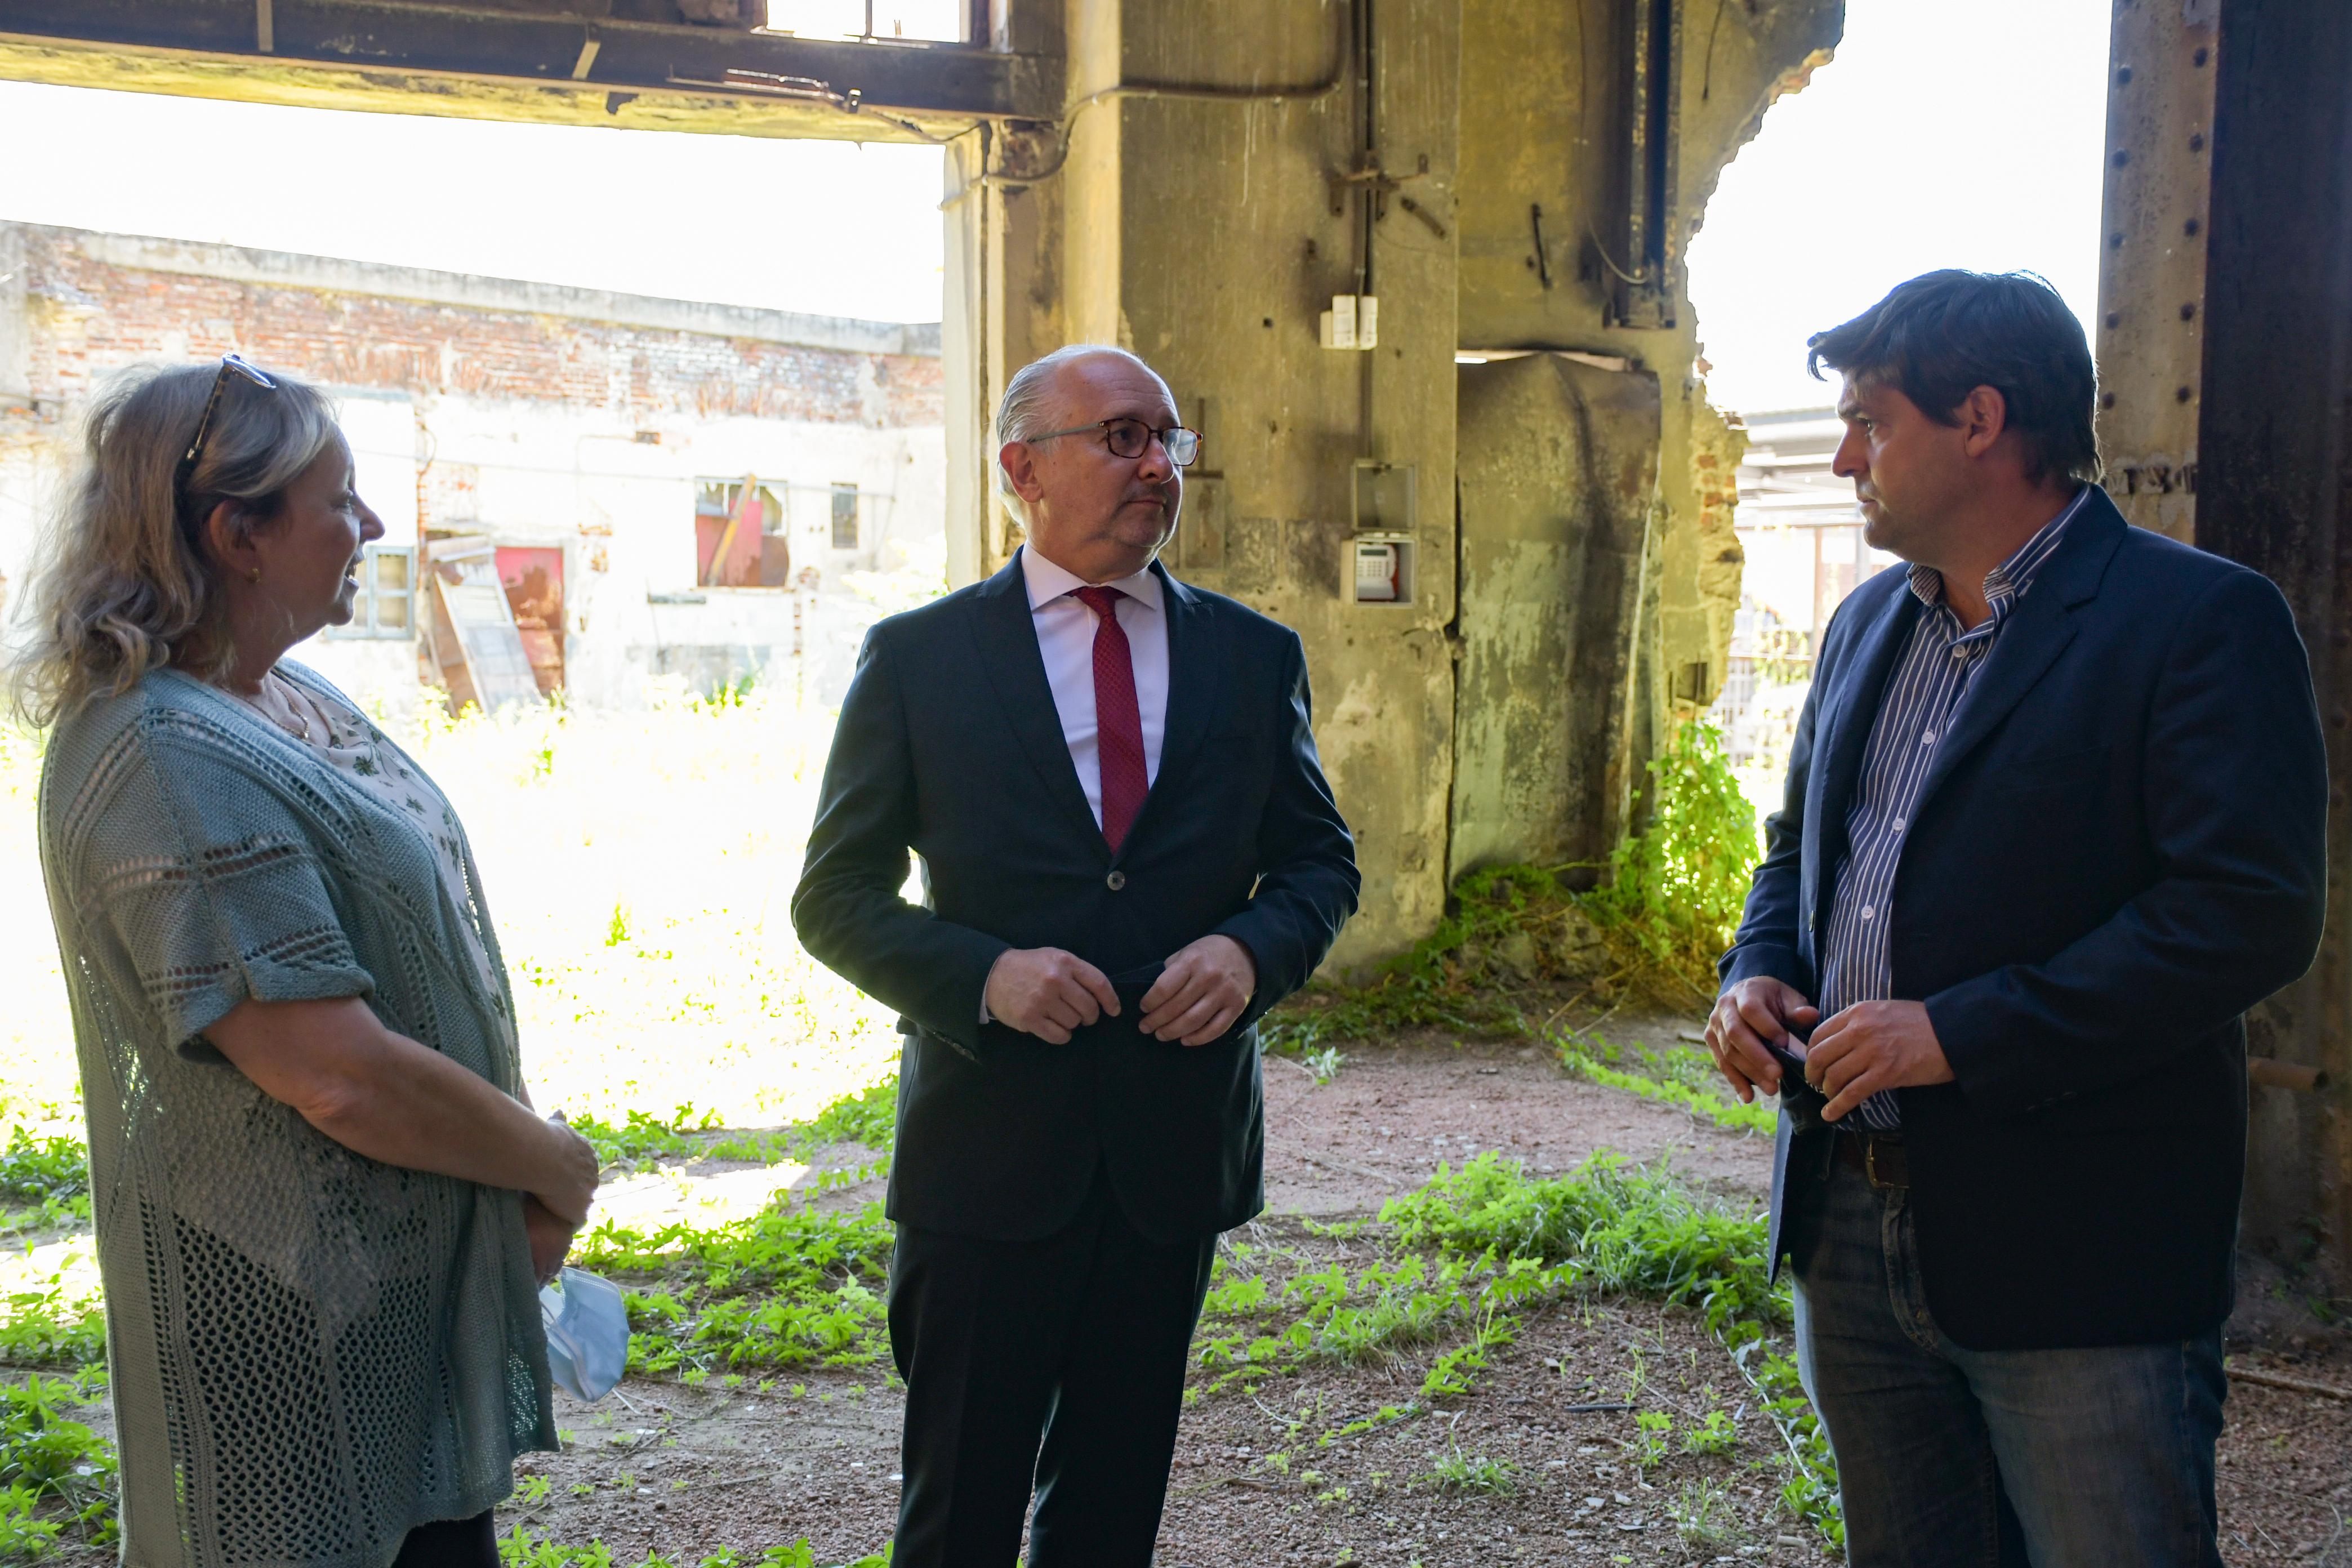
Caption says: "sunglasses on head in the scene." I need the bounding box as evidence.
[174,353,277,504]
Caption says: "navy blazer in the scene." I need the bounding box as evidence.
[792,550,1360,1244]
[1723,489,2327,1349]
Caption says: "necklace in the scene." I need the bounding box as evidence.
[243,675,314,743]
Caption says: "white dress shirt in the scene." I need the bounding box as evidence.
[1019,544,1170,827]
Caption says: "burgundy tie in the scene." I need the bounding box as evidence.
[1071,586,1148,852]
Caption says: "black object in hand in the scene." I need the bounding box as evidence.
[1763,1033,1830,1133]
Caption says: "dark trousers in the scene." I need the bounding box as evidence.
[887,1170,1218,1568]
[391,1509,496,1567]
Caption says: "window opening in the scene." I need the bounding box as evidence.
[763,1,971,43]
[695,477,791,587]
[326,544,415,639]
[831,483,861,551]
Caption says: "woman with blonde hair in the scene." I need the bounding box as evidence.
[17,356,597,1568]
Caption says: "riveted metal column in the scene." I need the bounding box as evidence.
[2196,0,2352,1287]
[2093,0,2217,542]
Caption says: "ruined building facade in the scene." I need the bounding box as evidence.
[0,222,946,710]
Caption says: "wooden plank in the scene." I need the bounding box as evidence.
[433,573,541,710]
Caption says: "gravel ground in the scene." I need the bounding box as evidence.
[38,1025,2352,1565]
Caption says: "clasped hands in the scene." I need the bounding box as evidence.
[1703,978,1954,1122]
[522,1112,600,1285]
[984,935,1256,1047]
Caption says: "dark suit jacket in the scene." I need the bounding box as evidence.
[791,550,1360,1245]
[1723,489,2327,1351]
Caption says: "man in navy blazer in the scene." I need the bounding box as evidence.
[793,345,1358,1567]
[1708,271,2326,1566]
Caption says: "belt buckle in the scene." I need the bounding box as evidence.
[1865,1137,1886,1188]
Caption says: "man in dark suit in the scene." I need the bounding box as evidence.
[792,344,1359,1567]
[1708,271,2326,1566]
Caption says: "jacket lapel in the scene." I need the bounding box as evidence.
[1119,562,1223,860]
[1911,496,2125,814]
[964,549,1106,854]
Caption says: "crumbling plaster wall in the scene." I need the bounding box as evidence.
[1451,0,1839,879]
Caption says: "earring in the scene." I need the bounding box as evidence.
[246,567,261,584]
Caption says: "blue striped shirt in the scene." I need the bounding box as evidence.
[1816,487,2091,1130]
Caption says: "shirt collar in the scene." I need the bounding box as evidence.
[1019,544,1165,614]
[1907,484,2091,618]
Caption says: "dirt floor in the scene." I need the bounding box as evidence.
[43,1023,2352,1566]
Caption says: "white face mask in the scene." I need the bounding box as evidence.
[539,1267,631,1403]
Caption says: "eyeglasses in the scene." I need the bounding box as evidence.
[1024,417,1201,467]
[175,353,277,498]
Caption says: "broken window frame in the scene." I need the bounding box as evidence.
[324,544,416,639]
[694,477,792,587]
[830,482,861,550]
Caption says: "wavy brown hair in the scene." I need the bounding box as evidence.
[8,359,340,726]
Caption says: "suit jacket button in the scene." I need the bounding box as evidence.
[1106,870,1127,891]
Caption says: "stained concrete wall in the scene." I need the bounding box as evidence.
[1453,354,1659,879]
[943,0,1838,966]
[1451,0,1839,884]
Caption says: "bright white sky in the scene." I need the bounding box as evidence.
[0,0,2108,392]
[1688,0,2113,415]
[0,79,951,324]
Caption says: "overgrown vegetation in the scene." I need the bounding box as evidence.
[1192,1152,1843,1547]
[0,1129,90,1235]
[0,1371,115,1559]
[497,1530,890,1567]
[575,1199,894,1377]
[1267,721,1759,1057]
[567,1077,901,1377]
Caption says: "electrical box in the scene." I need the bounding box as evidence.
[1346,459,1416,605]
[1352,460,1415,533]
[1318,294,1380,350]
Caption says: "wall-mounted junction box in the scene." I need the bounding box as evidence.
[1346,459,1417,604]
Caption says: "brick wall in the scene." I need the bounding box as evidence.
[7,224,943,431]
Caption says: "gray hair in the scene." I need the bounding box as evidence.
[7,359,340,725]
[993,344,1160,526]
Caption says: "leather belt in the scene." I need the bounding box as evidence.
[1834,1130,1909,1189]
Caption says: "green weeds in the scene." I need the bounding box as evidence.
[1300,1046,1347,1085]
[574,1199,894,1375]
[1576,719,1761,1006]
[1422,1444,1515,1495]
[1206,1152,1845,1548]
[0,1129,91,1236]
[0,1371,117,1557]
[572,1106,725,1174]
[496,1533,890,1568]
[1555,1037,1776,1137]
[1667,1477,1739,1547]
[0,1271,105,1370]
[1267,721,1758,1053]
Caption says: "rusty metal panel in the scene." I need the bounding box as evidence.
[0,0,1058,126]
[2196,0,2352,1288]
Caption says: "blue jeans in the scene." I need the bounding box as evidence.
[1787,1144,2226,1567]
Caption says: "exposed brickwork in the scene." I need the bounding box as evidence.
[8,226,943,430]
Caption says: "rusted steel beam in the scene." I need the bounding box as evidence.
[0,0,1058,133]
